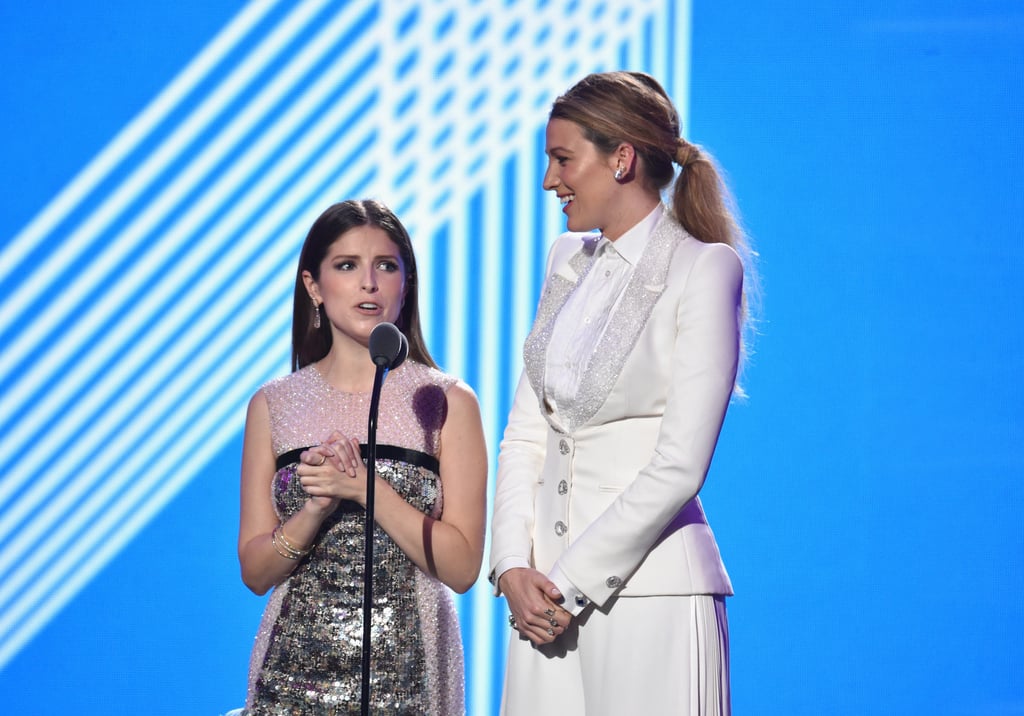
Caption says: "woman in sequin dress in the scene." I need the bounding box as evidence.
[236,199,488,715]
[489,72,756,714]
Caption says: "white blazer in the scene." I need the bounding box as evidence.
[490,211,741,610]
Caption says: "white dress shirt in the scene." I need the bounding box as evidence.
[545,205,664,415]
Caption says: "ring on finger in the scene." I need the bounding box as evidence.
[508,614,517,629]
[544,608,555,617]
[546,627,554,636]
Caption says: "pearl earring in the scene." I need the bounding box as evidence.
[614,167,624,180]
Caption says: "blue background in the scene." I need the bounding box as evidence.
[1,1,1021,714]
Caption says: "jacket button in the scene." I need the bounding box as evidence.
[554,521,567,536]
[606,576,622,589]
[574,594,590,608]
[559,439,569,455]
[557,480,568,495]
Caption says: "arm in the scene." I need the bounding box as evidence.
[489,372,572,644]
[489,235,587,643]
[554,242,743,608]
[300,382,488,594]
[488,371,546,585]
[489,233,578,587]
[237,390,338,595]
[377,380,488,593]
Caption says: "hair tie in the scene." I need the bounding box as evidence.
[674,138,696,167]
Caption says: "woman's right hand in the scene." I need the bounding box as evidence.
[297,444,342,515]
[500,568,572,645]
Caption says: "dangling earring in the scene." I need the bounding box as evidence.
[312,300,321,329]
[614,166,624,181]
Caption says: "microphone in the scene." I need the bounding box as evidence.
[368,322,404,368]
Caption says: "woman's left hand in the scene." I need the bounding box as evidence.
[297,433,368,506]
[500,567,572,645]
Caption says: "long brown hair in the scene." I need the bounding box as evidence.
[291,199,437,371]
[550,71,759,376]
[550,71,746,247]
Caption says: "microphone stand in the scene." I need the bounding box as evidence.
[361,360,388,716]
[359,322,406,715]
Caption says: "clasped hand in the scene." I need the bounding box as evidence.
[295,431,368,512]
[500,567,573,646]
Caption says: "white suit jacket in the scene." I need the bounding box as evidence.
[489,211,740,610]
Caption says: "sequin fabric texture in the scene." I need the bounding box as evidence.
[244,361,465,715]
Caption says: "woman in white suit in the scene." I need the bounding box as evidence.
[489,71,755,715]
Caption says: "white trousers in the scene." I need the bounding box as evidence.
[501,594,730,716]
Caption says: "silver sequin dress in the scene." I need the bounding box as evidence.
[243,361,465,715]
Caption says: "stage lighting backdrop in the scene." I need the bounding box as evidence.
[1,1,1021,715]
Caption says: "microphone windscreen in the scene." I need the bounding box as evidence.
[369,322,403,367]
[391,333,409,370]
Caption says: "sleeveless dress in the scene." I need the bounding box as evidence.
[242,361,465,715]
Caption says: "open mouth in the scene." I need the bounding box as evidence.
[559,194,575,207]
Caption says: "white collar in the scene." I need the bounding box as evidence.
[596,204,664,265]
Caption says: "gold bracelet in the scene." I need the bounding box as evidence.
[271,530,299,560]
[278,524,312,556]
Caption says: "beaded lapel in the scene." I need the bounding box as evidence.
[523,213,685,432]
